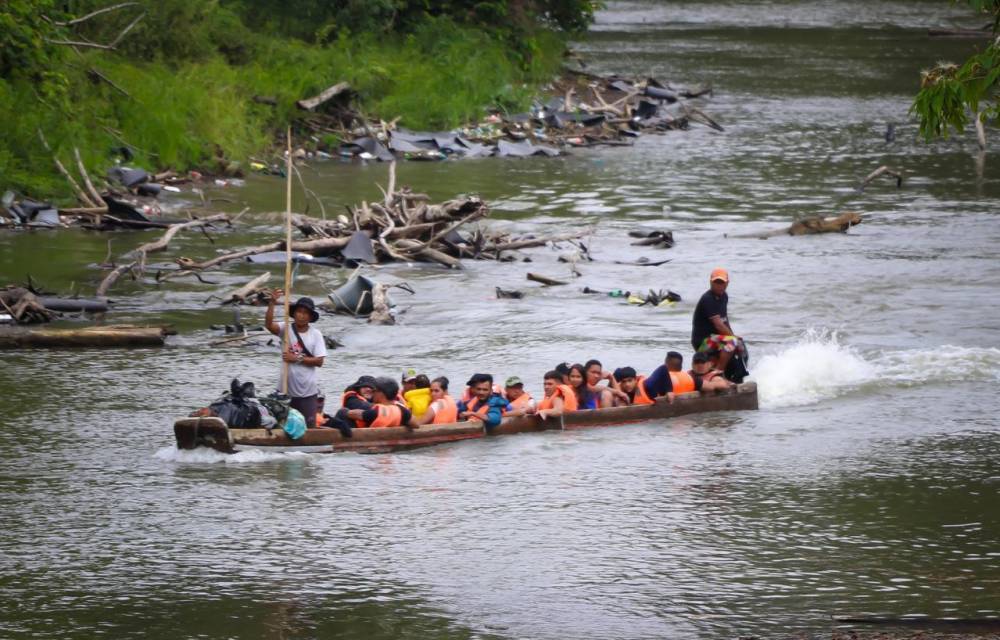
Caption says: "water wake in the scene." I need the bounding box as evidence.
[753,331,874,408]
[153,445,311,464]
[753,331,1000,409]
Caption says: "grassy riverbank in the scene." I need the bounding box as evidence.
[0,15,566,201]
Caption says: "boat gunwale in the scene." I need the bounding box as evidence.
[174,382,758,454]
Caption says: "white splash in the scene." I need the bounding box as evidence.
[153,446,312,464]
[752,331,875,408]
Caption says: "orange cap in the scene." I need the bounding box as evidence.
[710,267,729,283]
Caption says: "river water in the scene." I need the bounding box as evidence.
[2,1,998,638]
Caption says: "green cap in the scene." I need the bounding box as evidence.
[504,376,523,388]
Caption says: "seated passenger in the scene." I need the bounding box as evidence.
[585,359,629,407]
[417,377,459,425]
[403,374,432,418]
[457,373,511,429]
[641,350,690,400]
[503,376,535,415]
[324,375,376,434]
[666,351,684,372]
[690,352,734,392]
[345,377,417,428]
[569,363,599,410]
[536,370,579,418]
[611,367,655,406]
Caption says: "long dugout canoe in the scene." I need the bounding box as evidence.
[174,383,758,455]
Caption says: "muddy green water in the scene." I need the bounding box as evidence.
[2,2,999,638]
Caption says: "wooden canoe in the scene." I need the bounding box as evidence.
[174,383,758,455]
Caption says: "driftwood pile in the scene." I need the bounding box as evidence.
[158,165,590,283]
[295,69,721,162]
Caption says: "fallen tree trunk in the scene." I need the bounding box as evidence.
[222,273,270,305]
[124,213,230,259]
[297,82,352,111]
[527,272,569,286]
[0,324,173,348]
[858,165,903,192]
[96,261,137,297]
[746,212,863,239]
[37,297,109,313]
[484,230,592,254]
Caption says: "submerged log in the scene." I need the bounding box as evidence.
[222,273,270,305]
[744,212,863,239]
[527,272,569,286]
[0,324,173,348]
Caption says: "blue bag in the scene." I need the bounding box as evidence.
[283,408,307,440]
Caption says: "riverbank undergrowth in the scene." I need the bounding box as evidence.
[0,17,566,201]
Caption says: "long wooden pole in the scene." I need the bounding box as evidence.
[280,128,293,394]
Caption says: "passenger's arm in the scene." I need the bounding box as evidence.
[538,396,564,419]
[416,404,437,425]
[710,314,734,336]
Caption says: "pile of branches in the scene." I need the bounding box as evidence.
[0,287,57,325]
[161,165,588,278]
[293,70,723,162]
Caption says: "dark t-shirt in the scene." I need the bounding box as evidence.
[691,290,729,350]
[343,395,372,411]
[360,404,412,426]
[645,365,704,397]
[643,365,673,397]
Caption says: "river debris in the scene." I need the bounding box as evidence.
[495,287,525,299]
[296,69,721,162]
[0,324,175,348]
[0,284,112,325]
[628,229,675,248]
[96,213,231,297]
[858,165,904,192]
[159,167,591,277]
[743,212,864,239]
[527,272,570,286]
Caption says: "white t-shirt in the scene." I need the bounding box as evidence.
[276,322,327,398]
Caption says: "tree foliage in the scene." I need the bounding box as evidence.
[912,1,1000,139]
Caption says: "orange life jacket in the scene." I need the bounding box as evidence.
[340,390,368,428]
[537,384,579,412]
[630,375,655,405]
[463,396,491,420]
[431,395,459,424]
[370,402,407,428]
[507,392,534,411]
[670,370,696,394]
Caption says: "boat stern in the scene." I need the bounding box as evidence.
[173,417,235,453]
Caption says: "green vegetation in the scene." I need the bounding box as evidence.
[0,1,598,200]
[912,0,999,140]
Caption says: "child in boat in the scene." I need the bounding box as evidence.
[265,289,327,428]
[535,370,578,418]
[346,377,417,428]
[457,373,511,428]
[417,377,460,425]
[403,374,432,419]
[503,376,535,415]
[611,367,656,406]
[585,359,629,407]
[690,352,734,392]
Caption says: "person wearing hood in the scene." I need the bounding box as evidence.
[266,289,327,427]
[403,374,432,419]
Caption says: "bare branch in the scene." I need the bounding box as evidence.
[56,2,140,26]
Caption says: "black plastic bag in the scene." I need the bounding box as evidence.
[208,378,262,428]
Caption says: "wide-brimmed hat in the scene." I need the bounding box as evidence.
[290,297,319,322]
[347,375,377,391]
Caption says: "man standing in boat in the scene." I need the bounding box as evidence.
[691,268,747,380]
[265,289,327,427]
